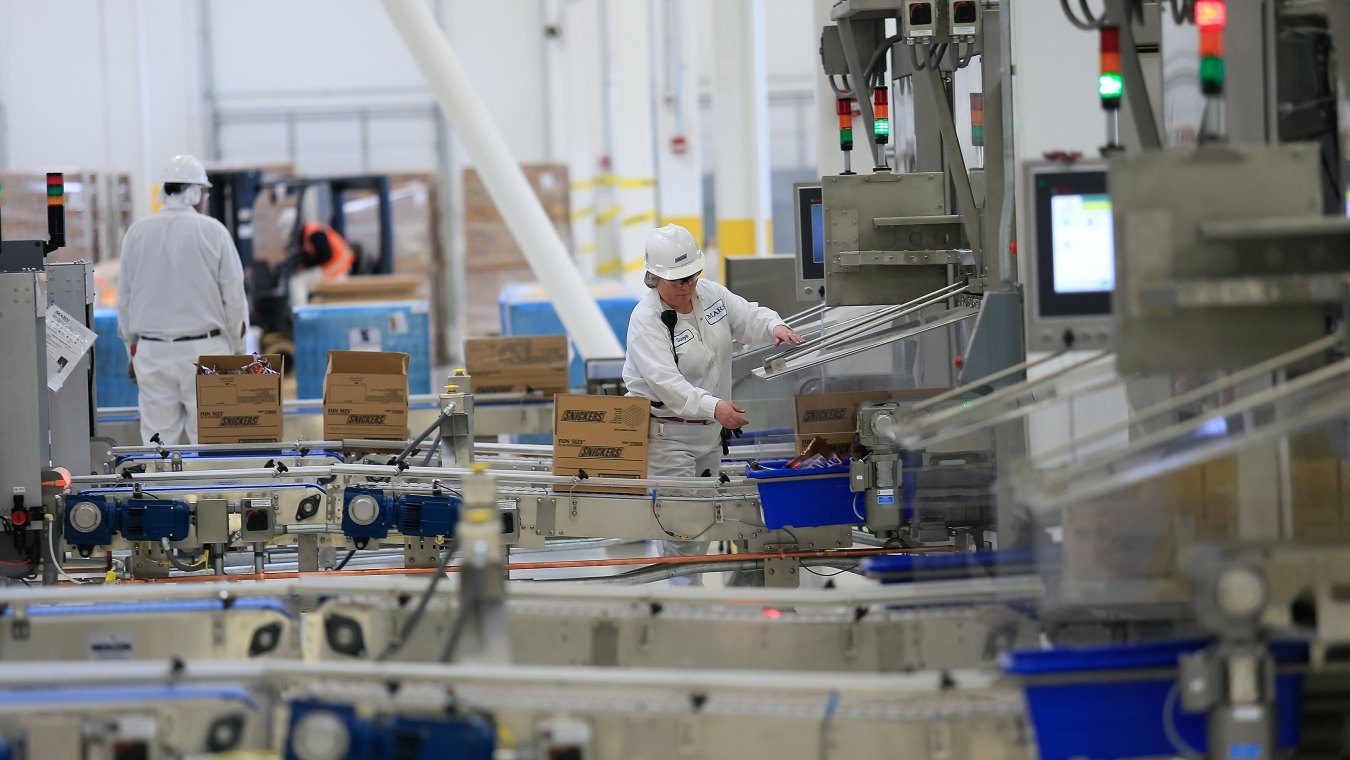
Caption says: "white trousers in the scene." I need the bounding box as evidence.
[134,335,233,445]
[648,418,722,586]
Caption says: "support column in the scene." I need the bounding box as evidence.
[654,0,706,254]
[599,0,659,284]
[712,0,773,279]
[554,0,605,279]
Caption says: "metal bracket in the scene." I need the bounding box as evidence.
[10,609,29,641]
[838,250,968,267]
[763,557,800,588]
[536,496,557,537]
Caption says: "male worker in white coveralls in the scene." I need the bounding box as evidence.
[118,154,249,445]
[623,224,805,585]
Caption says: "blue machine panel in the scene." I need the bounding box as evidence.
[63,495,117,550]
[285,699,494,760]
[341,487,395,541]
[118,498,191,542]
[397,493,460,538]
[293,302,431,400]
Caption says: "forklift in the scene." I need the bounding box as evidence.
[206,171,395,360]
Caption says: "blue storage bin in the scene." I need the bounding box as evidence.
[93,308,138,408]
[498,282,638,389]
[292,302,431,400]
[1003,639,1305,760]
[744,460,858,529]
[863,548,1037,582]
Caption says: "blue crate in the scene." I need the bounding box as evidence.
[743,460,858,529]
[93,308,138,408]
[292,302,431,400]
[498,282,638,389]
[1003,639,1305,760]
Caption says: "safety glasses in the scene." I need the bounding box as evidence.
[667,271,701,286]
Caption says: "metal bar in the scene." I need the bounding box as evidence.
[915,66,983,268]
[912,349,1071,412]
[1032,334,1341,467]
[752,307,978,378]
[1030,385,1350,514]
[906,364,1124,451]
[1056,355,1350,485]
[1102,0,1162,149]
[765,281,969,365]
[873,215,963,226]
[903,351,1115,436]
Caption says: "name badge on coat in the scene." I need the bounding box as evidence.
[704,299,727,325]
[673,329,694,348]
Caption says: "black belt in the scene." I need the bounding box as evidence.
[140,328,222,343]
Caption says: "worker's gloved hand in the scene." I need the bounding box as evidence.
[127,344,137,384]
[773,324,806,347]
[715,400,749,429]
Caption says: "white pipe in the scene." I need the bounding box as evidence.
[382,0,624,360]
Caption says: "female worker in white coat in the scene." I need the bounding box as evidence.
[623,224,805,585]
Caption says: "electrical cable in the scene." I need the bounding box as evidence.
[803,565,852,578]
[377,539,456,661]
[1078,0,1103,26]
[828,75,849,96]
[909,44,928,72]
[440,579,477,663]
[1162,682,1203,759]
[1168,0,1192,24]
[45,515,84,584]
[160,538,206,573]
[863,33,905,83]
[1060,0,1100,30]
[334,549,357,571]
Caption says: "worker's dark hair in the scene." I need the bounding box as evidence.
[163,182,191,196]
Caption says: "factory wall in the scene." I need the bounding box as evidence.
[0,0,555,216]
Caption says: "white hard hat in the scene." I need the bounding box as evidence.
[159,154,211,187]
[644,224,704,280]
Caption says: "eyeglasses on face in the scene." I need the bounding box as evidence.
[666,271,701,286]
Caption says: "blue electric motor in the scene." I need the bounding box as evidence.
[284,699,494,760]
[342,487,395,542]
[63,495,118,551]
[397,493,461,538]
[118,497,191,542]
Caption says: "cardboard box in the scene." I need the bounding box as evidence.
[466,335,569,395]
[552,394,650,495]
[196,354,284,444]
[793,389,948,453]
[308,274,427,305]
[323,351,410,440]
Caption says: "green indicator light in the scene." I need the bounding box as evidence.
[47,185,64,197]
[1199,56,1225,94]
[1098,72,1123,100]
[873,119,890,139]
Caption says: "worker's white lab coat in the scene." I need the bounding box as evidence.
[624,279,786,584]
[118,196,248,445]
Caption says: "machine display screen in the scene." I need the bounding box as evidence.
[1033,168,1112,318]
[795,184,825,282]
[1050,193,1114,293]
